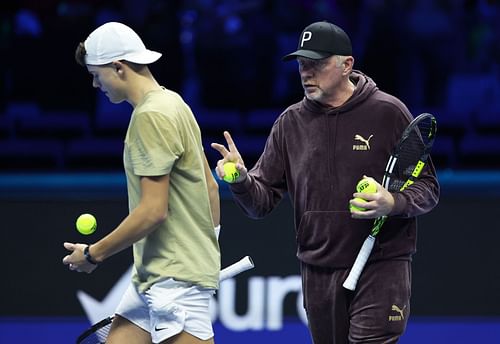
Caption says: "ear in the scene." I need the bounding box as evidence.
[112,61,125,76]
[343,56,355,76]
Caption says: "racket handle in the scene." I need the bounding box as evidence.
[342,235,376,291]
[219,256,254,281]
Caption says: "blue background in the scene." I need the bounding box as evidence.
[1,0,500,342]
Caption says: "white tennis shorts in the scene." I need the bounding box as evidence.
[115,278,215,343]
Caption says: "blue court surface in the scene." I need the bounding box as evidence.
[1,317,499,343]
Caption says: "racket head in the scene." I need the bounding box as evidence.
[76,316,114,344]
[383,113,437,192]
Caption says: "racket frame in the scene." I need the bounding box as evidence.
[342,113,437,291]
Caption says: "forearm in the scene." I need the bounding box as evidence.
[90,202,166,262]
[230,174,284,219]
[389,165,440,217]
[203,155,220,226]
[208,181,220,226]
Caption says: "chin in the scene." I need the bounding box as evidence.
[305,92,321,102]
[109,97,125,104]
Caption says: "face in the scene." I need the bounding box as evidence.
[86,64,126,104]
[297,55,345,104]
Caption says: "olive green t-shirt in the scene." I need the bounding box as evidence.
[124,88,220,292]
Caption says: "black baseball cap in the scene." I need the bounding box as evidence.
[283,21,352,61]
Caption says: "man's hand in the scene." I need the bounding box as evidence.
[349,176,395,219]
[211,131,248,183]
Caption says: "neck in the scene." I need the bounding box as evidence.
[327,78,356,108]
[126,69,162,107]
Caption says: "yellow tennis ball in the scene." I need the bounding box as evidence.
[350,197,368,212]
[350,178,377,212]
[76,213,97,235]
[223,162,240,183]
[356,178,377,193]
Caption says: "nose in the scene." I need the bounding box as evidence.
[298,60,313,73]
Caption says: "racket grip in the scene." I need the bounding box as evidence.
[219,256,254,281]
[342,235,376,291]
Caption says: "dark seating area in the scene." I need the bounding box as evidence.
[1,0,499,172]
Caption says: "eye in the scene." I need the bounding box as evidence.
[297,59,310,68]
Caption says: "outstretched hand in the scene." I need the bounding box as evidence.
[211,131,247,183]
[62,242,98,274]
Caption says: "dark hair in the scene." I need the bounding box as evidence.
[75,42,86,67]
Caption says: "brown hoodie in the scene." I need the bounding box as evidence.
[230,70,440,268]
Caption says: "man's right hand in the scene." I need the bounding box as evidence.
[211,131,247,183]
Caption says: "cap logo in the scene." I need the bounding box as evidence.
[282,21,352,61]
[300,31,312,47]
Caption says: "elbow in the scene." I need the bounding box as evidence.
[150,209,168,227]
[156,211,168,225]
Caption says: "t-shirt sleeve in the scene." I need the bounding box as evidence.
[127,111,183,176]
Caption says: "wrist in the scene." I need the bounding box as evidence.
[388,192,407,216]
[83,245,99,265]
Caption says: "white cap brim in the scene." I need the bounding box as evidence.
[85,49,162,65]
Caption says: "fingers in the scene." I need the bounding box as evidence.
[211,131,249,182]
[63,242,97,273]
[224,131,240,155]
[62,254,71,264]
[210,131,241,158]
[353,192,376,201]
[64,242,75,251]
[68,263,94,273]
[350,209,377,219]
[62,242,75,265]
[210,131,236,158]
[210,142,230,157]
[65,258,96,273]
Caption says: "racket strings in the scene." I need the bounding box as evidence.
[389,119,434,192]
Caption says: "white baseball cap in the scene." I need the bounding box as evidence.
[84,22,162,65]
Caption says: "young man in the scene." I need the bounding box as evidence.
[62,22,220,344]
[211,21,440,344]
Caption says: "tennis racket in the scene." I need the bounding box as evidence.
[76,256,255,343]
[76,316,114,344]
[343,112,437,291]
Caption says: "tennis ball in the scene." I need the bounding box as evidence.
[76,213,97,235]
[350,197,368,212]
[356,178,377,193]
[223,162,240,183]
[350,178,377,212]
